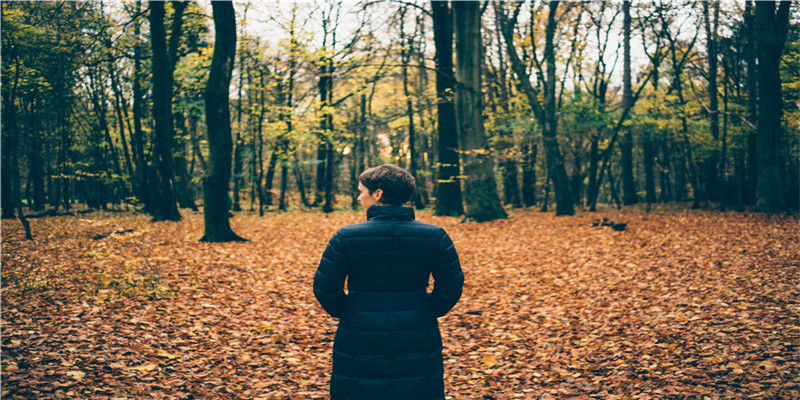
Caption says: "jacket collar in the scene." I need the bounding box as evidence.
[366,205,415,221]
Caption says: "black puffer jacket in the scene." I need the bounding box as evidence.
[314,205,463,400]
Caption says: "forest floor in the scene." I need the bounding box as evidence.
[2,207,799,399]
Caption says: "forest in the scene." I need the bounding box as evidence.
[2,1,800,399]
[1,0,798,230]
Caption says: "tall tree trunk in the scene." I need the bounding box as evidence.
[26,92,46,211]
[454,1,506,222]
[1,62,18,218]
[109,60,134,178]
[173,108,197,210]
[754,1,790,212]
[703,1,720,202]
[232,29,246,212]
[132,0,150,212]
[400,8,423,209]
[587,134,600,211]
[744,1,758,205]
[264,149,278,206]
[659,142,671,202]
[431,0,464,216]
[201,1,246,242]
[620,0,637,206]
[148,1,186,221]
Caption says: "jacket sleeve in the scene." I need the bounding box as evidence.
[313,231,348,318]
[429,229,464,317]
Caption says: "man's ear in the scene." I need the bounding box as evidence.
[373,188,384,202]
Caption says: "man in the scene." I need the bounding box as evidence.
[314,164,463,399]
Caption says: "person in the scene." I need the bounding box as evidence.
[314,164,464,400]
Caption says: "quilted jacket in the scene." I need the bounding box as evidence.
[314,205,463,400]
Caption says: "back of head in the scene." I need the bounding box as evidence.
[358,164,416,206]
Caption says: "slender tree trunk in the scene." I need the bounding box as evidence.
[659,142,671,203]
[744,1,758,205]
[1,65,18,218]
[431,0,464,216]
[454,1,506,222]
[754,1,790,212]
[109,62,134,178]
[173,108,197,210]
[232,32,246,212]
[620,0,637,206]
[293,154,310,208]
[399,7,424,209]
[132,0,150,211]
[26,92,46,211]
[521,141,537,207]
[265,150,278,206]
[587,134,600,211]
[201,1,246,242]
[703,1,720,202]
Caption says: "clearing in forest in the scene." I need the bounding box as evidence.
[1,209,798,399]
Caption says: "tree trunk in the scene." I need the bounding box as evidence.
[754,1,790,212]
[293,155,310,208]
[201,1,246,242]
[232,34,246,212]
[264,149,278,206]
[1,64,18,218]
[173,109,197,210]
[744,1,758,205]
[399,7,424,210]
[431,0,464,216]
[703,2,721,202]
[109,61,134,178]
[148,1,185,221]
[453,1,506,222]
[620,0,637,206]
[132,0,150,212]
[521,141,537,207]
[26,92,46,211]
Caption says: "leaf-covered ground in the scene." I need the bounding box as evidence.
[2,209,799,399]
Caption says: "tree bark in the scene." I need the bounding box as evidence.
[431,0,464,216]
[744,1,758,205]
[453,1,506,222]
[201,1,246,242]
[703,1,720,202]
[148,1,185,221]
[132,0,150,212]
[754,1,790,212]
[521,141,537,207]
[620,0,637,206]
[400,7,423,210]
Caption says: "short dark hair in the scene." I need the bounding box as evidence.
[358,164,416,206]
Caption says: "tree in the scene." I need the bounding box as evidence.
[431,0,463,216]
[702,1,721,203]
[148,1,186,221]
[201,1,245,242]
[620,0,637,206]
[754,1,791,212]
[498,1,574,216]
[453,1,506,222]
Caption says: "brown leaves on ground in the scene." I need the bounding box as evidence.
[2,209,799,399]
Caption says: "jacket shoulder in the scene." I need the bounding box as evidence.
[337,220,446,238]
